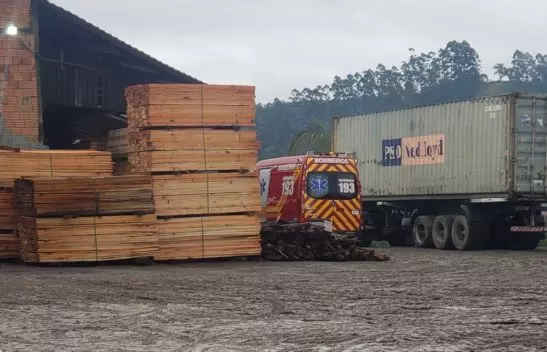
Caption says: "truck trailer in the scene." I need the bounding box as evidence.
[332,93,547,250]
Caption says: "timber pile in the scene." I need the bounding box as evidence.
[125,84,255,128]
[0,149,113,187]
[0,230,19,259]
[0,189,17,231]
[0,149,113,259]
[14,175,154,217]
[0,189,18,259]
[106,128,129,158]
[125,83,261,260]
[152,173,260,217]
[106,129,131,175]
[18,214,157,263]
[261,224,390,262]
[155,215,261,260]
[15,174,157,263]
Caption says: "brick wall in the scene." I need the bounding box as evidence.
[0,0,41,145]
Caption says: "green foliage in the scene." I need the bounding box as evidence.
[288,117,330,155]
[258,40,547,160]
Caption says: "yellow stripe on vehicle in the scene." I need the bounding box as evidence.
[335,201,360,229]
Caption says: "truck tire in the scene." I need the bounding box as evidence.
[432,215,455,249]
[451,215,488,251]
[413,216,434,248]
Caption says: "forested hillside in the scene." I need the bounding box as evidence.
[256,40,547,159]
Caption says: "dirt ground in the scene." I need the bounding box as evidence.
[0,247,546,352]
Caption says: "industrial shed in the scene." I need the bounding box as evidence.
[0,0,201,149]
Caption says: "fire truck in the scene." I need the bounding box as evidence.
[257,151,362,234]
[256,152,382,261]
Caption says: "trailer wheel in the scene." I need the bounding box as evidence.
[432,215,455,249]
[413,216,434,248]
[451,215,488,251]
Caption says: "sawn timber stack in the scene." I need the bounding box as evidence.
[125,83,261,261]
[15,175,158,263]
[0,149,113,259]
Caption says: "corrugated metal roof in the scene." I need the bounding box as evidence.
[37,0,204,84]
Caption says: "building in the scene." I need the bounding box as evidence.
[0,0,202,149]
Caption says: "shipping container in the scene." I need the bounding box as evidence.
[333,93,547,199]
[332,93,547,251]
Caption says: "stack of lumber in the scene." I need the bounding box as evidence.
[15,174,158,263]
[152,173,260,217]
[14,175,154,217]
[125,83,261,261]
[0,189,18,259]
[125,84,256,129]
[0,230,19,259]
[18,214,157,263]
[155,214,261,260]
[0,149,113,187]
[106,129,131,175]
[128,128,258,173]
[0,149,113,259]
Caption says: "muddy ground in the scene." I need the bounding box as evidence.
[0,247,546,352]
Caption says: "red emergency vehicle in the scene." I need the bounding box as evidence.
[257,152,362,234]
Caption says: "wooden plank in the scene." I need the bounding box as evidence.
[125,84,255,108]
[155,214,260,261]
[127,105,255,128]
[129,129,258,153]
[14,174,155,217]
[0,149,113,187]
[0,231,19,259]
[129,149,257,173]
[113,159,132,175]
[18,214,158,263]
[152,172,260,217]
[106,128,129,158]
[0,189,17,231]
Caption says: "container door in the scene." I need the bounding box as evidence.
[514,95,547,195]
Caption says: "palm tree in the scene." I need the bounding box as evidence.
[288,117,331,155]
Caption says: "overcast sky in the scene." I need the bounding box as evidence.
[50,0,547,103]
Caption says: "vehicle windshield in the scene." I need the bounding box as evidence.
[306,171,357,199]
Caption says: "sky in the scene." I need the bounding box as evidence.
[50,0,547,103]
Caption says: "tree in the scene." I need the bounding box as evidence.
[288,117,331,155]
[257,40,547,160]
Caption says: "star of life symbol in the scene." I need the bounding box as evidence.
[310,175,328,197]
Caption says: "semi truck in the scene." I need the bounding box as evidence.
[332,93,547,250]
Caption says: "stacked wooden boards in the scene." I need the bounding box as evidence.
[14,174,157,263]
[0,189,18,259]
[0,149,113,259]
[0,149,113,186]
[125,84,261,260]
[106,128,131,175]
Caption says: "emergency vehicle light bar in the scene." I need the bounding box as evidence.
[306,151,357,158]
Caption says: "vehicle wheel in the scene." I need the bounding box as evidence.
[451,215,488,251]
[413,216,434,248]
[388,231,411,247]
[432,215,455,249]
